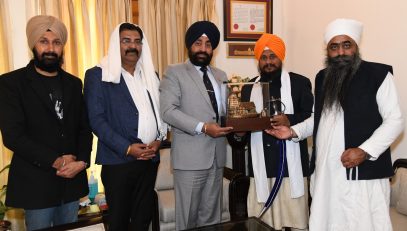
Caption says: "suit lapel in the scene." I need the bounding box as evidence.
[61,73,73,117]
[210,66,227,115]
[26,69,56,116]
[117,75,137,108]
[185,61,213,108]
[211,67,225,87]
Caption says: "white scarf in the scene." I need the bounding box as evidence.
[250,70,304,202]
[98,23,166,143]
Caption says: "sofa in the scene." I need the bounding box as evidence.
[152,145,249,231]
[390,158,407,231]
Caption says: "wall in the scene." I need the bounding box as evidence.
[4,0,407,164]
[215,0,407,161]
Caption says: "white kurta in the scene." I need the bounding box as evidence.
[293,72,404,231]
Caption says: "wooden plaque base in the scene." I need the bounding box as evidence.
[221,116,271,132]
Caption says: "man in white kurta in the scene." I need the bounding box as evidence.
[266,18,404,231]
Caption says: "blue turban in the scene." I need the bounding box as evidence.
[185,21,220,49]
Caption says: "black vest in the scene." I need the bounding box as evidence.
[311,60,394,180]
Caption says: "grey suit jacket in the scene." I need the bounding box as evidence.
[160,60,228,170]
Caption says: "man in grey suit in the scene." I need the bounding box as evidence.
[160,21,233,230]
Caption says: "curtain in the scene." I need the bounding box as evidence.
[139,0,217,77]
[0,1,13,188]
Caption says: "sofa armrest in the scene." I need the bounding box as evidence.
[224,167,249,221]
[394,159,407,170]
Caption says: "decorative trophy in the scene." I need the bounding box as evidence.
[221,76,272,132]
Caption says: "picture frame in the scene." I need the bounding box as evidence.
[227,42,256,58]
[224,0,273,41]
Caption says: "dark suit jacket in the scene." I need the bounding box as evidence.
[84,66,159,165]
[0,61,92,209]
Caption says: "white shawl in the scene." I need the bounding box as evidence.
[98,23,165,143]
[250,70,304,202]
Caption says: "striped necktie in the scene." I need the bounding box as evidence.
[200,66,219,121]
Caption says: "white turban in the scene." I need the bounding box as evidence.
[324,18,363,45]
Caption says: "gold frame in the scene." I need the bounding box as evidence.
[224,0,273,41]
[227,42,256,58]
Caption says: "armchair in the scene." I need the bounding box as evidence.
[390,158,407,231]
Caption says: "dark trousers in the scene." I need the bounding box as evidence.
[101,160,158,231]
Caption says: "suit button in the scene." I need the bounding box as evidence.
[135,112,138,115]
[266,143,271,147]
[212,117,216,120]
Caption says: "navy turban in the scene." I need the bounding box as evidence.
[185,21,220,50]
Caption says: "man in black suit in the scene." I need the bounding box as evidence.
[231,33,313,230]
[0,15,92,231]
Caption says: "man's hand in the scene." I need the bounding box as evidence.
[128,143,156,160]
[204,123,233,137]
[341,148,367,168]
[265,125,294,140]
[56,161,86,178]
[62,154,76,164]
[147,140,161,153]
[52,154,77,170]
[271,114,290,127]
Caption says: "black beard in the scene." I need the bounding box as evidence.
[259,66,282,82]
[33,49,63,73]
[188,49,212,67]
[322,52,362,110]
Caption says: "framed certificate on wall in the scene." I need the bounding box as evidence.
[224,0,273,41]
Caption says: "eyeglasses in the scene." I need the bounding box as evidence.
[120,38,143,46]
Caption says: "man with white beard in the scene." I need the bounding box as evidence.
[266,18,404,231]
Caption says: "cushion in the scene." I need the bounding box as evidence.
[396,169,407,215]
[390,168,403,207]
[390,207,407,231]
[157,189,175,223]
[155,148,174,190]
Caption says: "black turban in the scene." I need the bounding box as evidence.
[185,21,220,49]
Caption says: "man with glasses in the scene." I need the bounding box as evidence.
[0,15,92,230]
[84,23,165,231]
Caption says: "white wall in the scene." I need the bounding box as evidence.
[215,0,407,161]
